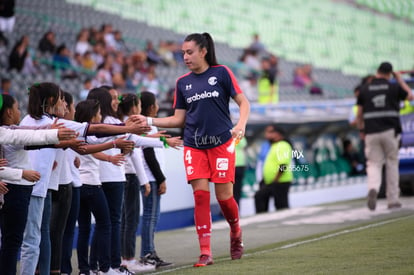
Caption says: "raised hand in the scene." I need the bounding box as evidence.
[166,136,183,149]
[114,136,135,154]
[125,115,151,135]
[108,154,125,166]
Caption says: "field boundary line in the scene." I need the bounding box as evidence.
[151,214,414,274]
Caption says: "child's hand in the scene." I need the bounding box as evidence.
[159,181,167,195]
[166,136,183,149]
[0,181,8,194]
[22,170,41,182]
[108,154,125,166]
[143,183,151,197]
[147,130,170,138]
[0,158,7,167]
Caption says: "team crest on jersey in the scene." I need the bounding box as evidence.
[216,158,229,171]
[208,76,217,86]
[186,84,192,90]
[187,166,194,175]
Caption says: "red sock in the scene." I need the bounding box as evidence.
[218,196,241,237]
[193,190,212,256]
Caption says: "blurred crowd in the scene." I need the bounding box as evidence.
[1,21,185,101]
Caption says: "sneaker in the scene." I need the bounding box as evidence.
[113,266,135,275]
[121,258,156,272]
[367,189,377,211]
[230,230,244,260]
[388,202,402,209]
[193,254,214,267]
[91,270,101,275]
[140,254,156,266]
[144,252,173,268]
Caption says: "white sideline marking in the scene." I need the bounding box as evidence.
[150,214,414,274]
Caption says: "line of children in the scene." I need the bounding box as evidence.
[0,82,184,274]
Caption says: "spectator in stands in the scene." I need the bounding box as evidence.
[93,54,114,87]
[87,27,100,46]
[141,64,162,98]
[293,64,323,95]
[122,60,141,91]
[243,48,261,74]
[0,30,8,53]
[53,44,77,79]
[132,51,149,75]
[356,62,414,211]
[90,41,106,68]
[112,51,125,74]
[0,77,14,96]
[74,28,92,56]
[158,40,177,67]
[38,31,57,55]
[81,50,96,71]
[254,125,293,213]
[52,44,71,70]
[248,33,266,55]
[238,72,258,102]
[145,40,162,65]
[0,0,15,33]
[8,35,30,72]
[101,23,117,52]
[257,56,278,104]
[113,30,128,52]
[79,78,92,100]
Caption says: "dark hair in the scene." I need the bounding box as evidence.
[63,91,73,107]
[268,124,286,137]
[140,91,156,116]
[184,32,218,66]
[74,99,100,123]
[86,86,117,122]
[27,82,63,119]
[117,93,139,119]
[1,78,10,85]
[378,62,393,74]
[343,139,352,150]
[0,94,15,125]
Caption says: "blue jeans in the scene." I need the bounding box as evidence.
[101,181,125,268]
[38,191,52,275]
[140,181,161,257]
[61,186,80,274]
[19,195,45,275]
[0,184,33,275]
[77,185,111,273]
[50,183,72,272]
[121,174,140,259]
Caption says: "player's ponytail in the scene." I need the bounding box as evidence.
[202,32,218,66]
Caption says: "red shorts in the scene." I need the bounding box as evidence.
[183,138,235,183]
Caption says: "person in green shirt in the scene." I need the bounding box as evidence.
[255,125,293,213]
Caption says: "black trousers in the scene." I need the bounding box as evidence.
[254,182,291,213]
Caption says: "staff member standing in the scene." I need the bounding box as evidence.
[357,62,414,211]
[254,125,293,213]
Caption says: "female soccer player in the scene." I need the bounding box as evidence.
[139,32,250,267]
